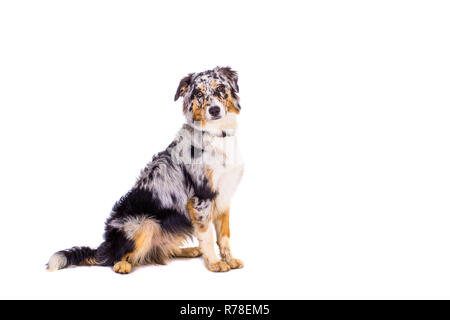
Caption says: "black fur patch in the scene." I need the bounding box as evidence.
[56,246,97,266]
[182,166,216,201]
[96,227,134,266]
[112,188,195,235]
[191,145,203,159]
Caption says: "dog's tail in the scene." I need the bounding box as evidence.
[46,246,99,271]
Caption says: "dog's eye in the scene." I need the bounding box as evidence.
[216,84,225,93]
[196,91,203,98]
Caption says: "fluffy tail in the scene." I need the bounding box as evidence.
[47,246,98,271]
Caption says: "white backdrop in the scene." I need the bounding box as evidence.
[1,0,450,299]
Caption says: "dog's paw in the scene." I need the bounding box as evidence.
[206,260,231,272]
[177,247,202,258]
[113,261,132,274]
[226,258,244,269]
[185,247,202,257]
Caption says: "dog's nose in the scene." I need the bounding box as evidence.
[209,106,221,117]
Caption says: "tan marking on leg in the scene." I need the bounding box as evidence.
[187,198,208,232]
[214,209,244,269]
[188,198,229,272]
[211,81,217,88]
[197,221,230,272]
[219,211,230,238]
[127,219,162,266]
[114,218,167,272]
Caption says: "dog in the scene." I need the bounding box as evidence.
[47,66,244,273]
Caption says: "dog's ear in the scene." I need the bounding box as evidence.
[174,73,193,101]
[216,66,239,93]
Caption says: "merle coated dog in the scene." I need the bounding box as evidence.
[47,67,244,273]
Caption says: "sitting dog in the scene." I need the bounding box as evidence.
[47,66,244,273]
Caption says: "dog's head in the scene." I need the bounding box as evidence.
[174,67,240,126]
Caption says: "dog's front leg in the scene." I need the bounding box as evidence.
[214,208,244,269]
[188,197,230,272]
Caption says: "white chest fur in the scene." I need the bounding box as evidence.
[205,135,244,213]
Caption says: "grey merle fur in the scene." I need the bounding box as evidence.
[48,66,240,270]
